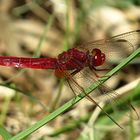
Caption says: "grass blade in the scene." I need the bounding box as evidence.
[0,126,12,140]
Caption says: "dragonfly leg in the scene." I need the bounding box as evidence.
[70,69,81,76]
[90,66,110,78]
[93,67,110,71]
[67,79,77,96]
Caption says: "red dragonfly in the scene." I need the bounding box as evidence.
[0,30,140,128]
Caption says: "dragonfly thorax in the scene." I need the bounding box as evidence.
[89,48,105,67]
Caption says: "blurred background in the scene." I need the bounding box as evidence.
[0,0,140,140]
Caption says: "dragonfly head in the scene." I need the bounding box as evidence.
[91,48,105,66]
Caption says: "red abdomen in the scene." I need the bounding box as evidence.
[0,56,57,69]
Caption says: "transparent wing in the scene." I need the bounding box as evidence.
[71,68,139,120]
[66,70,124,129]
[77,30,140,62]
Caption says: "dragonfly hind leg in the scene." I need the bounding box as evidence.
[70,69,81,76]
[91,66,110,78]
[93,67,110,72]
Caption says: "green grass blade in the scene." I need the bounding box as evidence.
[0,83,48,111]
[10,47,140,140]
[0,126,12,140]
[129,110,135,140]
[0,97,12,125]
[33,14,54,57]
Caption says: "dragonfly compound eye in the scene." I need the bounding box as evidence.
[91,48,105,66]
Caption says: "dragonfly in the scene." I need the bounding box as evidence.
[0,30,140,128]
